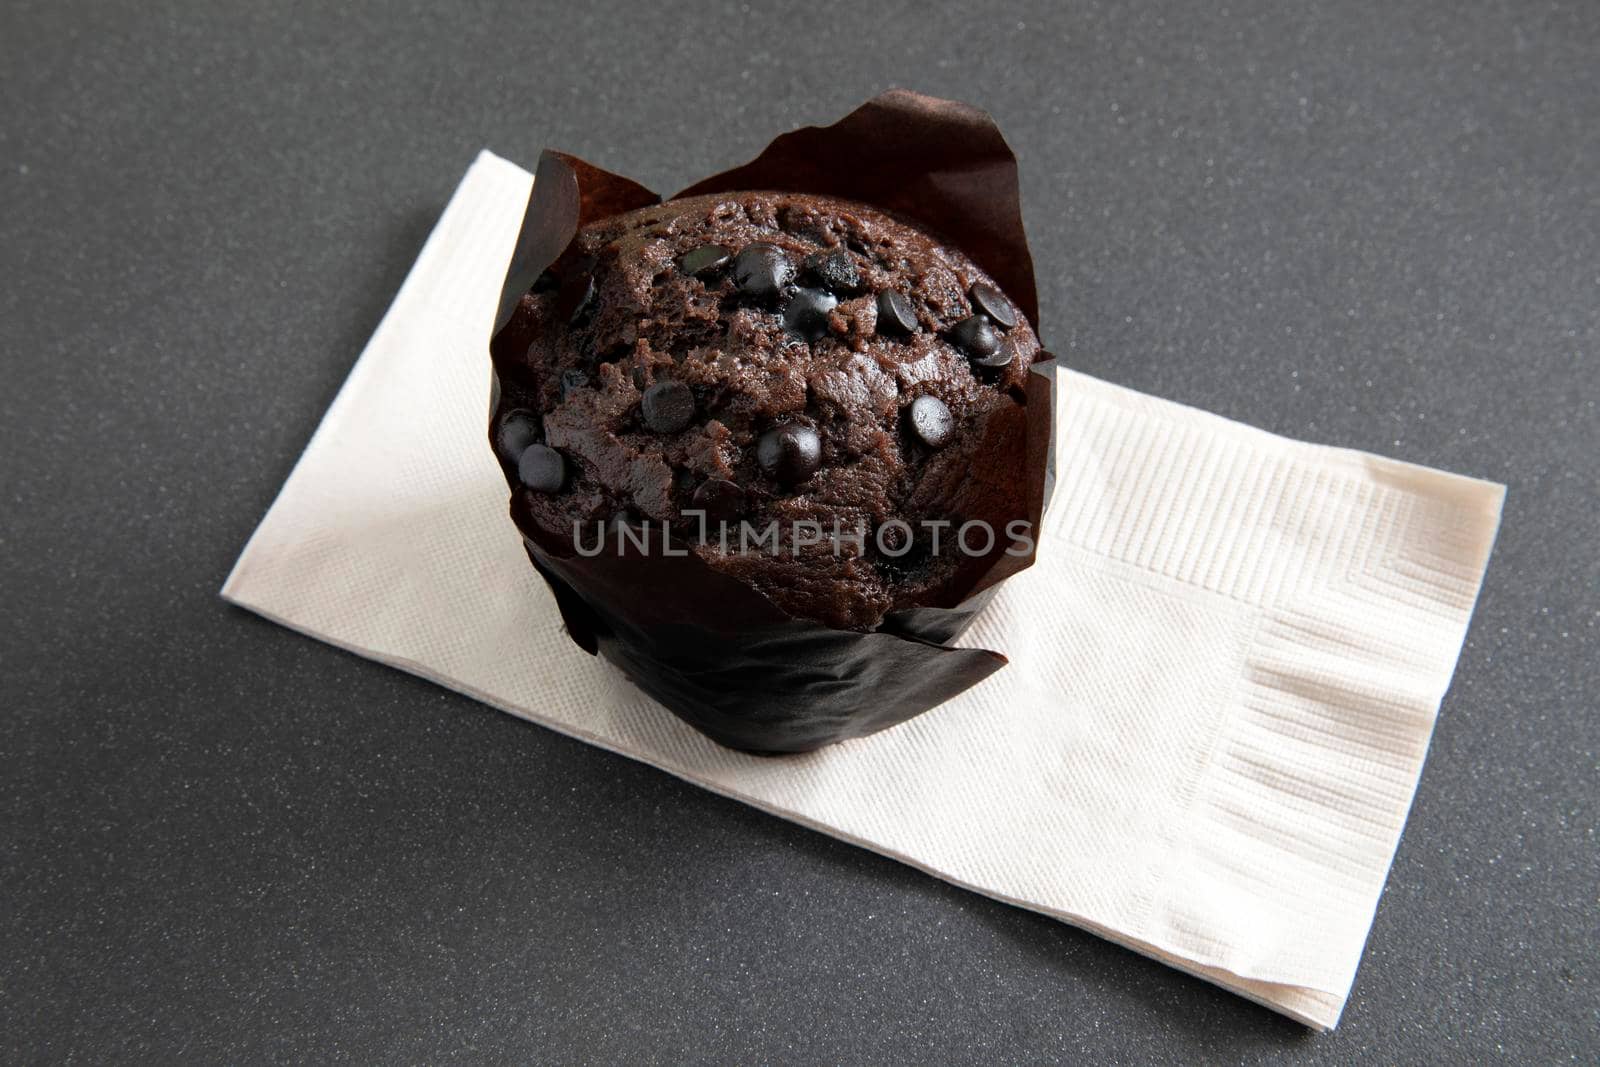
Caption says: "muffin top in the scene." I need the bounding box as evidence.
[491,190,1043,630]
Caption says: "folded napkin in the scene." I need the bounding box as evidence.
[223,151,1503,1029]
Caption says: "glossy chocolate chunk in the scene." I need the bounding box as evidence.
[677,244,732,277]
[517,443,566,493]
[875,289,918,336]
[756,424,822,484]
[950,315,1006,365]
[968,282,1016,329]
[783,287,838,342]
[641,379,695,434]
[690,477,747,523]
[495,410,540,464]
[802,250,862,294]
[733,242,795,304]
[974,342,1014,368]
[908,394,955,448]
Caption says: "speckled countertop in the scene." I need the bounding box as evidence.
[4,1,1595,1061]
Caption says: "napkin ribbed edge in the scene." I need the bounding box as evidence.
[1048,374,1504,1019]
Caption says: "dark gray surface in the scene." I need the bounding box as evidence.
[3,0,1596,1061]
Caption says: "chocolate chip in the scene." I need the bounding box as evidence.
[678,244,732,276]
[733,243,794,304]
[559,369,589,401]
[783,288,837,342]
[876,290,919,337]
[908,394,955,448]
[756,424,822,484]
[495,410,540,463]
[690,478,746,523]
[641,380,695,434]
[968,283,1016,329]
[975,346,1014,369]
[517,444,566,492]
[951,315,1007,365]
[802,250,861,294]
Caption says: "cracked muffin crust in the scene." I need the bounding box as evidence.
[491,190,1043,630]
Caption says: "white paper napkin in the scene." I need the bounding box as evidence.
[222,151,1504,1029]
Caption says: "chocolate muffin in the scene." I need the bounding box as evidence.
[491,190,1044,631]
